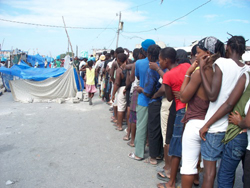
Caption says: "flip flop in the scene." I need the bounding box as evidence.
[156,166,165,173]
[144,157,157,165]
[157,171,170,182]
[123,135,130,141]
[115,127,123,131]
[127,142,135,147]
[111,119,117,123]
[157,183,167,188]
[128,152,143,161]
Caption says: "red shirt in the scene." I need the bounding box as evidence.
[163,63,190,111]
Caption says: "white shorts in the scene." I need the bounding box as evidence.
[181,119,204,175]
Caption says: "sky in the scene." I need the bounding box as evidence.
[0,0,250,58]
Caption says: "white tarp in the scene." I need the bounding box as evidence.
[9,66,78,103]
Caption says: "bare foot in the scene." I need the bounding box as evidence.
[123,135,130,141]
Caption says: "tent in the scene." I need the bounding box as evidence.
[0,60,84,102]
[27,54,45,68]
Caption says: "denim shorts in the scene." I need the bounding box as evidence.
[168,108,185,157]
[201,132,225,161]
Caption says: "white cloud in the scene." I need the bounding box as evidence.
[204,14,218,21]
[224,19,249,24]
[0,0,147,29]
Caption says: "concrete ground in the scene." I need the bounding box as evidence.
[0,92,244,188]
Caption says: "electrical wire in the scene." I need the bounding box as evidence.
[0,18,116,30]
[108,34,117,49]
[123,0,211,33]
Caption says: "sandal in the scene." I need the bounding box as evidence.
[115,127,123,131]
[157,171,170,182]
[127,142,135,147]
[144,157,157,165]
[128,152,143,161]
[123,135,130,141]
[157,183,167,188]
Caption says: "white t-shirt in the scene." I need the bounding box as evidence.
[130,77,140,94]
[245,98,250,150]
[205,58,248,133]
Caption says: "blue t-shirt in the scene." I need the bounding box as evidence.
[144,62,165,104]
[135,57,150,107]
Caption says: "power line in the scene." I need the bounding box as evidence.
[0,18,116,30]
[108,34,117,49]
[121,0,158,12]
[123,0,211,33]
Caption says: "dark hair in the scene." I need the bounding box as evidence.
[88,60,93,67]
[83,58,88,62]
[147,44,161,62]
[133,48,140,62]
[160,47,176,64]
[110,50,115,56]
[105,53,111,59]
[139,48,146,59]
[176,49,191,64]
[227,35,246,56]
[191,44,198,56]
[117,53,127,63]
[115,47,124,54]
[103,51,107,55]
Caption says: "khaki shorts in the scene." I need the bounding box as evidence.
[117,86,126,112]
[160,98,172,145]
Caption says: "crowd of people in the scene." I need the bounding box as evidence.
[78,36,250,188]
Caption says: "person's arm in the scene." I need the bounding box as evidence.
[125,70,131,90]
[125,64,133,70]
[111,69,121,101]
[165,84,174,102]
[152,84,165,99]
[135,61,140,80]
[149,62,165,78]
[229,106,250,129]
[200,57,222,102]
[130,64,136,83]
[180,65,201,103]
[110,62,117,83]
[199,74,246,141]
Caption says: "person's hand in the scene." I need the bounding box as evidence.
[149,62,158,71]
[199,55,210,69]
[173,91,180,100]
[229,111,242,126]
[136,86,143,94]
[112,95,115,102]
[199,126,208,141]
[186,60,199,75]
[123,89,126,96]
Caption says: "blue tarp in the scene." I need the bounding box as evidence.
[27,54,45,68]
[0,60,84,90]
[0,60,65,81]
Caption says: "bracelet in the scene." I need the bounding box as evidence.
[156,68,160,72]
[185,75,191,77]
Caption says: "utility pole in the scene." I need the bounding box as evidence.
[116,12,121,49]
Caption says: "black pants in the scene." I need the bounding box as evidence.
[244,149,250,188]
[148,100,163,158]
[165,100,176,145]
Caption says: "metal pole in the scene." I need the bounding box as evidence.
[116,12,121,49]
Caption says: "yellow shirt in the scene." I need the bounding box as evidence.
[86,68,95,85]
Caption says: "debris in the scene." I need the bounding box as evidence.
[6,180,15,185]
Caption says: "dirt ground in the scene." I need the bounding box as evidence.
[0,92,244,188]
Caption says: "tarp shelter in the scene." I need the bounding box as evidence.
[27,54,45,68]
[0,60,84,102]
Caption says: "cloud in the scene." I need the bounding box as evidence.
[215,0,248,8]
[204,14,218,21]
[0,0,147,29]
[224,19,249,24]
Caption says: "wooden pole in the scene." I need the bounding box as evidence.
[62,16,82,91]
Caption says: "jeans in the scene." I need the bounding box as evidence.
[217,132,248,188]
